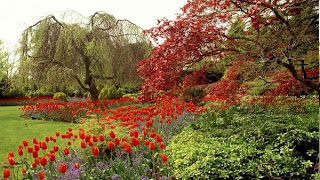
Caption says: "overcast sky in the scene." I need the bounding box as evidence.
[0,0,187,52]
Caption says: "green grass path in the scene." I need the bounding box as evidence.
[0,106,77,169]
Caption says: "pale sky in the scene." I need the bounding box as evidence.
[0,0,187,52]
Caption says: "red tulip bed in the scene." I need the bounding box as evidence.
[3,96,207,179]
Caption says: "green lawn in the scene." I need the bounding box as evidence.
[0,106,78,169]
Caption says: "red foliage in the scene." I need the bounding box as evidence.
[266,68,319,96]
[137,0,311,101]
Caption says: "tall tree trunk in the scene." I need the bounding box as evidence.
[88,77,99,101]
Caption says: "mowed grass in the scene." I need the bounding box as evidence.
[0,106,78,169]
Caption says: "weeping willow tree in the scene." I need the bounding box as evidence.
[16,12,150,100]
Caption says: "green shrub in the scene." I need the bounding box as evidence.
[99,85,123,100]
[53,92,67,101]
[121,82,140,94]
[28,89,54,97]
[166,105,319,179]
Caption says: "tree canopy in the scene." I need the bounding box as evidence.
[15,12,150,100]
[137,0,319,101]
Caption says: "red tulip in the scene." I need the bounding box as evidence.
[67,141,72,146]
[68,127,73,132]
[53,145,59,152]
[159,142,165,149]
[107,141,114,150]
[3,169,10,179]
[39,156,47,166]
[21,169,27,174]
[63,148,70,156]
[27,146,33,153]
[32,137,38,144]
[160,154,168,162]
[49,153,56,161]
[150,132,156,138]
[115,138,120,145]
[92,135,98,142]
[38,171,45,180]
[59,163,67,173]
[98,134,105,141]
[156,134,162,142]
[130,137,140,146]
[7,152,14,158]
[92,147,100,156]
[41,142,47,150]
[32,151,38,158]
[45,137,49,142]
[7,157,15,166]
[55,131,60,137]
[80,141,86,148]
[34,144,40,151]
[149,142,156,151]
[22,140,28,147]
[74,163,79,169]
[109,131,116,139]
[18,148,23,156]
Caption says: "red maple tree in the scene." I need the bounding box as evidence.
[138,0,319,102]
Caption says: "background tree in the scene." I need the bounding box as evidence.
[0,40,9,97]
[15,12,150,100]
[137,0,319,101]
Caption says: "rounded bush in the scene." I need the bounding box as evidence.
[99,85,123,100]
[53,92,67,101]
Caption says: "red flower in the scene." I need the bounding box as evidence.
[68,127,73,132]
[18,148,23,156]
[98,134,105,141]
[41,142,47,150]
[3,169,10,179]
[34,144,40,151]
[149,142,156,151]
[49,153,56,161]
[7,152,14,158]
[130,137,140,146]
[144,140,150,146]
[39,156,47,166]
[92,135,98,142]
[21,169,27,174]
[159,142,165,149]
[130,130,139,137]
[160,154,168,162]
[107,141,115,150]
[74,163,79,169]
[115,138,120,145]
[45,137,49,142]
[88,141,93,147]
[92,147,100,156]
[32,151,38,158]
[150,132,156,138]
[122,142,131,153]
[7,157,15,166]
[59,163,67,173]
[156,134,162,142]
[53,145,59,152]
[27,146,33,153]
[67,141,72,146]
[80,141,86,148]
[63,148,70,156]
[109,131,116,139]
[32,137,38,144]
[55,131,60,137]
[22,140,28,147]
[38,171,45,180]
[85,134,91,142]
